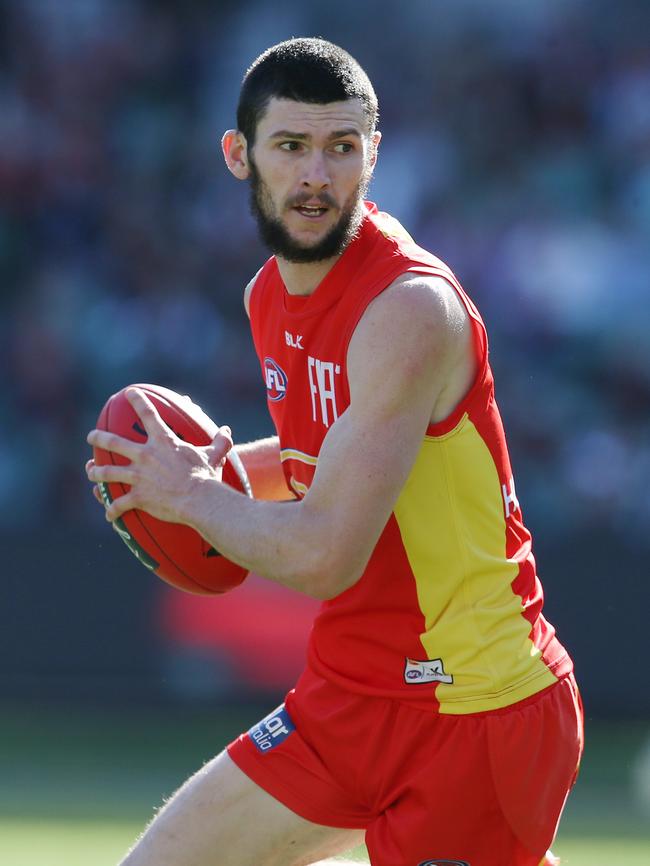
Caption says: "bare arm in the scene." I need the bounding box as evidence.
[87,276,471,599]
[234,436,294,501]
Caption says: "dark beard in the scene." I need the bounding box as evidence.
[248,157,369,263]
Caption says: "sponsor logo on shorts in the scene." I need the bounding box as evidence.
[264,357,288,401]
[417,860,470,866]
[404,657,453,685]
[248,704,295,753]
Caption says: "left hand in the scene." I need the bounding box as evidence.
[86,387,233,524]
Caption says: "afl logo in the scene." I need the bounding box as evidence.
[264,357,288,401]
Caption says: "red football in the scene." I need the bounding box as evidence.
[93,383,251,595]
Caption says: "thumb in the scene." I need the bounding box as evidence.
[206,425,233,469]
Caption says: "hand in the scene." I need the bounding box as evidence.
[86,387,233,524]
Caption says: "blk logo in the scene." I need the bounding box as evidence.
[285,330,304,350]
[264,357,288,401]
[404,658,453,685]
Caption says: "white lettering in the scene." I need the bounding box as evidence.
[308,356,318,422]
[307,356,340,427]
[285,330,304,349]
[316,360,338,427]
[265,715,289,737]
[265,368,286,394]
[502,475,520,519]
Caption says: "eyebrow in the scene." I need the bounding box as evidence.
[268,128,362,141]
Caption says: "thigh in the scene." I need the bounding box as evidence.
[365,676,584,866]
[120,750,364,866]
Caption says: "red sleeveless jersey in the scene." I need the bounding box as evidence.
[248,202,573,713]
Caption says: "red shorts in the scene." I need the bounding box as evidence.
[228,668,584,866]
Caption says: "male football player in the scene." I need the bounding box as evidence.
[87,38,583,866]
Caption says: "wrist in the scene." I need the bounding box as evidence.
[178,469,221,530]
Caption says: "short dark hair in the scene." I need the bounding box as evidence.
[237,38,378,146]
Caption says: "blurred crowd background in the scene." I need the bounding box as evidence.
[1,0,649,716]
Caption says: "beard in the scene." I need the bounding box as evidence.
[248,156,371,264]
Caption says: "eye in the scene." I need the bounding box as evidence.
[332,142,354,154]
[279,141,302,152]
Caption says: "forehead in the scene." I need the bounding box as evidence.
[255,97,371,139]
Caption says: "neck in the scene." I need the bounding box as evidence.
[275,254,342,296]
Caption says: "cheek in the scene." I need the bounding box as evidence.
[263,169,294,208]
[339,158,369,189]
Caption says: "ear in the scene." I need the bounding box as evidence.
[369,130,381,169]
[222,130,251,180]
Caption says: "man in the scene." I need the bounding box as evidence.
[86,38,583,866]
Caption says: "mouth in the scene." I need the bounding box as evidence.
[293,204,330,219]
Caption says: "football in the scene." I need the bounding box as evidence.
[93,383,252,595]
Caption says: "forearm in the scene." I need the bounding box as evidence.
[197,400,415,599]
[234,436,294,501]
[182,478,338,599]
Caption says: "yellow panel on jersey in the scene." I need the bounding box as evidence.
[393,414,558,714]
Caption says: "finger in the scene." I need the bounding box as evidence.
[104,490,137,522]
[206,425,233,469]
[92,485,103,505]
[125,388,170,440]
[87,462,136,485]
[87,429,142,461]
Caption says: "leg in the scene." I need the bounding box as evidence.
[364,677,583,866]
[120,750,365,866]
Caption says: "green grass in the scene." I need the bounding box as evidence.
[1,705,648,866]
[554,839,650,866]
[0,818,142,866]
[1,821,650,866]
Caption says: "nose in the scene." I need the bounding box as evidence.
[301,149,330,190]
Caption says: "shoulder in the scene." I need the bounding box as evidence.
[381,271,468,325]
[349,272,470,374]
[346,272,477,422]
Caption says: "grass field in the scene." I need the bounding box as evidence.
[1,703,649,866]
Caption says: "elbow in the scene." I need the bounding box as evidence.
[301,572,356,602]
[285,506,371,600]
[317,577,360,601]
[297,546,365,601]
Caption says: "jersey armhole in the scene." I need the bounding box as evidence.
[339,264,489,424]
[244,266,264,319]
[410,269,489,438]
[247,259,279,359]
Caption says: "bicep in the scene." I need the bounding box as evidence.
[300,277,461,590]
[304,393,432,585]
